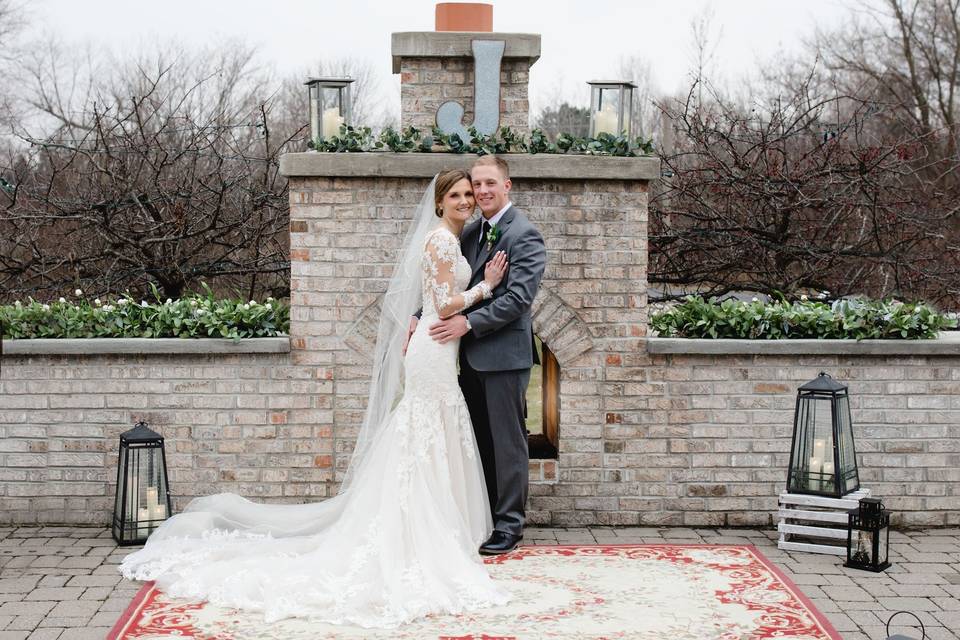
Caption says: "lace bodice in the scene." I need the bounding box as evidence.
[420,227,490,320]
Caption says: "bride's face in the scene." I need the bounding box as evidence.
[441,178,476,224]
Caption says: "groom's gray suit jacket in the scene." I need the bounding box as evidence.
[461,205,546,372]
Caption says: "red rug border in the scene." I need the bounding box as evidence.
[741,544,844,640]
[108,543,842,640]
[107,581,155,640]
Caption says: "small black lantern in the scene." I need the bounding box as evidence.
[786,372,860,497]
[845,497,891,572]
[112,421,172,545]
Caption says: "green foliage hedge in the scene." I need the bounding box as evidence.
[309,125,655,157]
[650,296,956,340]
[0,287,289,340]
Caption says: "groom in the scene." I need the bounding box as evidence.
[425,156,546,554]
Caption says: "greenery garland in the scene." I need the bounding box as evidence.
[308,125,655,157]
[650,295,957,340]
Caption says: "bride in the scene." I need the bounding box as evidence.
[120,170,512,627]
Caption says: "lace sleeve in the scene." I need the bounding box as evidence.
[424,230,492,319]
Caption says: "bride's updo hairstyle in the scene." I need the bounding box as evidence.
[434,169,472,217]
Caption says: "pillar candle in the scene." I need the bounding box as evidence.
[126,476,139,520]
[593,104,619,136]
[322,107,344,139]
[150,500,167,521]
[137,507,150,537]
[822,461,835,491]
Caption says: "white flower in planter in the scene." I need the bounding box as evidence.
[102,304,114,312]
[94,298,102,306]
[249,300,257,306]
[141,301,149,307]
[165,298,173,305]
[13,300,21,307]
[42,304,50,311]
[800,294,809,301]
[190,300,198,307]
[59,297,66,303]
[117,298,128,306]
[265,303,272,310]
[74,289,83,297]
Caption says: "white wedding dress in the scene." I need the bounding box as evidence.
[120,226,510,627]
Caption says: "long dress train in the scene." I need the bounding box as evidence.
[119,226,510,626]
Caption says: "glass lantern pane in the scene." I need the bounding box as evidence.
[593,88,621,136]
[308,84,321,143]
[836,395,859,494]
[877,525,889,565]
[852,530,873,565]
[622,87,634,137]
[791,396,834,492]
[320,87,345,138]
[124,446,166,539]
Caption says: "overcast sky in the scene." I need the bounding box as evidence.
[23,0,854,118]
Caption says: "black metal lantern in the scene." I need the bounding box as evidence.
[786,372,860,497]
[845,496,891,572]
[112,421,172,545]
[305,77,354,146]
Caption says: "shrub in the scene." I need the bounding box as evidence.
[0,287,289,340]
[650,296,956,340]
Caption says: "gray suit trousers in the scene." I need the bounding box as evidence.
[458,355,530,537]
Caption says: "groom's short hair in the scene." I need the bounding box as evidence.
[472,155,510,180]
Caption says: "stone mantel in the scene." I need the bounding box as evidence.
[3,337,291,355]
[391,31,541,73]
[280,152,661,181]
[647,333,960,355]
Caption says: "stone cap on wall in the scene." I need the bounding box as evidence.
[391,32,541,73]
[647,333,960,355]
[280,152,660,181]
[3,337,291,355]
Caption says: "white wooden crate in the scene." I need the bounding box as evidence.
[777,488,871,556]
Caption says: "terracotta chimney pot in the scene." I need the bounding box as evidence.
[435,2,493,32]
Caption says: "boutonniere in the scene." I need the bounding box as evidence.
[485,224,501,251]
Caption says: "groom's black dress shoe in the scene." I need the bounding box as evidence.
[479,531,522,555]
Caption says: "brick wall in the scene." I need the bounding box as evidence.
[288,174,648,484]
[400,57,531,134]
[4,167,959,528]
[3,348,960,527]
[529,351,960,528]
[0,352,333,525]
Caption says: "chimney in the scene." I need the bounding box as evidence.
[392,4,540,135]
[435,2,493,32]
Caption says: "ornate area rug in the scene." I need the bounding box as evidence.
[108,544,840,639]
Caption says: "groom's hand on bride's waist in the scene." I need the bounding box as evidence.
[429,315,470,343]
